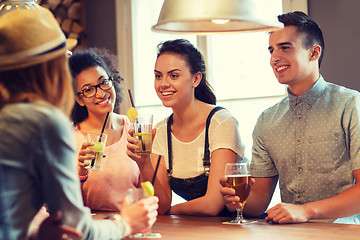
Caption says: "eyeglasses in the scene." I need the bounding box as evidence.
[77,78,113,98]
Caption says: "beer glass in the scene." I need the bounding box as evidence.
[224,162,252,224]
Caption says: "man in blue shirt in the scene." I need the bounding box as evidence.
[220,11,360,224]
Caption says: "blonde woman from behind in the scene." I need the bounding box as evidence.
[0,8,158,240]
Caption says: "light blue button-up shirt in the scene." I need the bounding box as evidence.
[0,101,124,239]
[251,76,360,211]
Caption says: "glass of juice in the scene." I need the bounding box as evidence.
[133,114,153,154]
[85,133,107,170]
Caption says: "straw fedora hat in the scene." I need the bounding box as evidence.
[0,8,75,72]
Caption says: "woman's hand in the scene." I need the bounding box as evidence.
[120,196,159,235]
[77,142,96,175]
[127,128,156,164]
[37,211,82,240]
[126,128,141,161]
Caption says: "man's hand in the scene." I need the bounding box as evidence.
[265,203,310,224]
[219,176,256,212]
[219,176,242,212]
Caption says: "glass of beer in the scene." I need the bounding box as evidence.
[224,162,252,224]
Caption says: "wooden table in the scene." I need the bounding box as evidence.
[92,213,360,240]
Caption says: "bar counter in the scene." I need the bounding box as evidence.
[92,212,360,240]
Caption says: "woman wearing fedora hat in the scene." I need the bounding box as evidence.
[0,8,158,240]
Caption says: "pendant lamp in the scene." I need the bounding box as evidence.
[0,0,77,51]
[0,0,40,16]
[152,0,282,34]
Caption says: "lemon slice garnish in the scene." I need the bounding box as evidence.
[141,181,154,197]
[126,107,138,123]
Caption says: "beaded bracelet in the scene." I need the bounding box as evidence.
[79,170,89,183]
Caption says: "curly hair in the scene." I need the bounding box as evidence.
[68,48,124,125]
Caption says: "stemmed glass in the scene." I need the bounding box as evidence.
[224,162,253,224]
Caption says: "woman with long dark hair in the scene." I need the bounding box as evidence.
[127,39,244,216]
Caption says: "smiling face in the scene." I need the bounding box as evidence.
[75,66,116,118]
[154,53,201,109]
[268,26,319,92]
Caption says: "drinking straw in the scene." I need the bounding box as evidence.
[91,112,109,167]
[128,89,135,108]
[99,112,110,142]
[151,155,161,185]
[128,89,146,151]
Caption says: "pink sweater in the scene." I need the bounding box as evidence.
[74,117,140,211]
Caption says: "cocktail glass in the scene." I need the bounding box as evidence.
[85,133,107,170]
[127,188,161,238]
[132,114,153,154]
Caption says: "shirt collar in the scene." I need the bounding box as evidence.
[288,75,327,110]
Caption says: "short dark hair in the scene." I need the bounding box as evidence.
[278,11,325,68]
[156,39,216,105]
[69,48,124,125]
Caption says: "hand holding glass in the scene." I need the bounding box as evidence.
[85,133,107,170]
[126,188,161,238]
[224,162,253,224]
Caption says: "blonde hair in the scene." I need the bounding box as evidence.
[0,55,74,116]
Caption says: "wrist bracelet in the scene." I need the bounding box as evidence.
[79,170,89,183]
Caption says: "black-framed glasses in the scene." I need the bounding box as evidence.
[77,78,113,98]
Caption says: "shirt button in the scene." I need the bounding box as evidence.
[296,194,300,199]
[298,114,302,119]
[297,140,301,145]
[298,167,302,173]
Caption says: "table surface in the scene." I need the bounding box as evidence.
[92,212,360,240]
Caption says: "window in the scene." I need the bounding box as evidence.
[131,0,285,159]
[122,0,308,207]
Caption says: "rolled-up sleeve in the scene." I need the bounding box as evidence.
[38,110,124,239]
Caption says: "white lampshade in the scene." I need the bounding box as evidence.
[0,0,40,16]
[152,0,283,34]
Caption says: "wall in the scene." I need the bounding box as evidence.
[85,0,360,97]
[308,0,360,91]
[85,0,117,54]
[85,0,133,114]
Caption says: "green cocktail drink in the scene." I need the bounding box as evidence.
[86,142,105,170]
